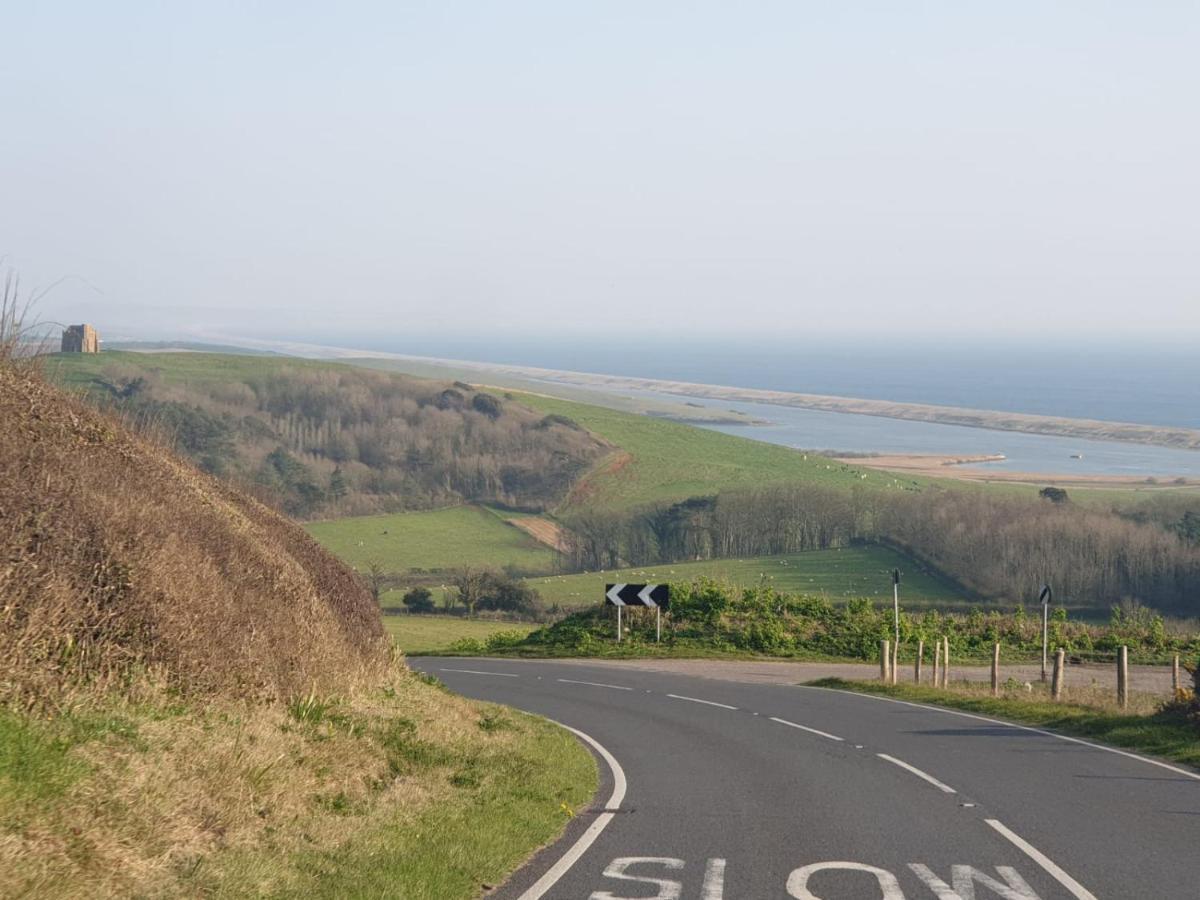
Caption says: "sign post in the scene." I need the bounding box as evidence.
[892,571,902,681]
[1039,584,1053,682]
[605,583,670,643]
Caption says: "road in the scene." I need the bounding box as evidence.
[410,657,1198,900]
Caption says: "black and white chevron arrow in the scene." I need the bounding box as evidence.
[605,583,669,608]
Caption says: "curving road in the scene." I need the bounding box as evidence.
[410,658,1198,900]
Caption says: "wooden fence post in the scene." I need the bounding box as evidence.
[1052,648,1065,700]
[880,639,891,682]
[941,636,950,688]
[933,641,941,688]
[1117,645,1129,710]
[1173,654,1181,693]
[991,643,1000,697]
[915,639,924,684]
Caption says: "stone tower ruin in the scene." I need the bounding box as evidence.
[61,324,99,353]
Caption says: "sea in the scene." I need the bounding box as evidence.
[318,334,1200,478]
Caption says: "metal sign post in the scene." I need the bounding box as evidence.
[892,569,901,649]
[606,583,670,643]
[1039,584,1053,682]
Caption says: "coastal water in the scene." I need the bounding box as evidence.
[360,336,1200,430]
[657,393,1200,478]
[341,334,1200,477]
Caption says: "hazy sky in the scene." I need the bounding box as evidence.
[3,2,1198,344]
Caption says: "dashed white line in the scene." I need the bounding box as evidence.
[517,722,627,900]
[439,668,519,677]
[557,678,634,691]
[666,693,739,710]
[877,753,957,793]
[985,819,1098,900]
[805,685,1200,782]
[769,716,844,742]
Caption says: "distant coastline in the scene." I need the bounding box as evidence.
[188,337,1200,453]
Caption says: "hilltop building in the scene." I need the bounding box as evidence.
[61,324,99,353]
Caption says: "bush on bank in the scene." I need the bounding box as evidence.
[508,578,1200,663]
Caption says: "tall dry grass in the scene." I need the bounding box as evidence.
[0,338,387,710]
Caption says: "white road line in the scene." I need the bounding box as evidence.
[877,753,957,793]
[557,678,634,691]
[985,819,1098,900]
[438,668,519,677]
[769,716,844,742]
[806,686,1200,782]
[517,722,627,900]
[666,693,739,710]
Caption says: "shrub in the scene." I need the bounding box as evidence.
[402,586,435,613]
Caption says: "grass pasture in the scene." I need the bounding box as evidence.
[384,615,537,654]
[306,505,558,575]
[514,393,904,511]
[525,545,966,609]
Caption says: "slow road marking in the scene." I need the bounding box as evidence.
[877,753,957,794]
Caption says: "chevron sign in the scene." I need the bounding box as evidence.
[605,583,669,608]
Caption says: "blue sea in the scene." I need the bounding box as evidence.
[327,334,1200,477]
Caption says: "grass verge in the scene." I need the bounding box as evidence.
[810,678,1200,770]
[384,615,537,654]
[0,670,595,898]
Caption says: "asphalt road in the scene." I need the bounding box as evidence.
[410,658,1198,900]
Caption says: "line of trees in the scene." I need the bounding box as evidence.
[77,363,608,518]
[561,484,1200,614]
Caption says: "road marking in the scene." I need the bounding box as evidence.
[666,693,738,710]
[517,722,627,900]
[877,753,957,793]
[591,858,683,900]
[769,716,844,742]
[701,858,727,900]
[909,863,1040,900]
[439,668,519,677]
[806,685,1200,782]
[985,819,1098,900]
[788,862,905,899]
[558,678,634,691]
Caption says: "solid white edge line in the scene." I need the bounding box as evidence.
[877,753,957,793]
[769,716,844,742]
[666,693,739,710]
[439,668,519,677]
[985,819,1098,900]
[516,721,627,900]
[802,685,1200,782]
[558,678,634,691]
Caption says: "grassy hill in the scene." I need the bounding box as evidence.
[515,392,902,511]
[1,354,594,898]
[525,545,966,609]
[306,504,559,574]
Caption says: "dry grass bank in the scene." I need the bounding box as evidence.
[0,351,596,897]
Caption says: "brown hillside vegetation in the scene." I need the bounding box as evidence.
[0,355,594,897]
[0,360,386,706]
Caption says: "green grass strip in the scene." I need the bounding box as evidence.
[810,678,1200,769]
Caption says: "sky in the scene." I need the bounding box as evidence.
[3,2,1198,346]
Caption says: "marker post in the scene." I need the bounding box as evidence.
[892,568,901,650]
[617,605,622,643]
[1039,584,1053,682]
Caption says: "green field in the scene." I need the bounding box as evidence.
[524,544,967,609]
[515,393,913,510]
[306,505,557,574]
[383,615,537,653]
[44,349,350,388]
